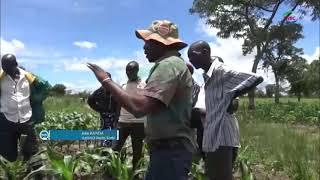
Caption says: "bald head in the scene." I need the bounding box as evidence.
[188,40,211,70]
[2,54,17,66]
[1,54,19,76]
[126,61,139,81]
[189,40,211,55]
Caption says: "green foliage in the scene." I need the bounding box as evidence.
[239,122,320,180]
[2,97,319,179]
[36,112,99,134]
[238,99,320,125]
[255,89,266,98]
[50,84,67,96]
[307,59,320,96]
[285,57,310,99]
[190,0,319,56]
[44,96,93,113]
[190,161,206,180]
[191,0,319,51]
[0,156,27,180]
[47,148,78,180]
[239,160,254,180]
[73,145,111,178]
[190,0,320,108]
[265,84,275,98]
[262,23,305,103]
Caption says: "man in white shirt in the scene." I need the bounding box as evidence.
[0,54,49,162]
[188,41,263,180]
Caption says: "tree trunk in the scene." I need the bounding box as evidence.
[248,46,261,110]
[298,93,301,102]
[274,72,280,104]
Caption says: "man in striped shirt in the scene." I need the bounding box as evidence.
[188,40,263,180]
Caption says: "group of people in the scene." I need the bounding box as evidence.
[87,60,146,170]
[0,19,263,180]
[87,20,264,180]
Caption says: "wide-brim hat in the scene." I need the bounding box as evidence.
[135,20,188,50]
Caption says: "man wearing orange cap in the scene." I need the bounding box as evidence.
[87,20,195,180]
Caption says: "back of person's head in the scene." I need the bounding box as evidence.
[127,61,139,70]
[126,61,139,81]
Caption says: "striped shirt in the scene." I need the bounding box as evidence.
[191,79,201,107]
[202,60,260,152]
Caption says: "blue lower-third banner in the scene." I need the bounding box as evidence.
[39,130,119,141]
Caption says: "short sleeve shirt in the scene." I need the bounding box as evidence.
[142,51,196,151]
[119,80,146,123]
[203,60,261,152]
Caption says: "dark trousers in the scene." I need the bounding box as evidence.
[205,146,239,180]
[100,113,118,147]
[196,123,205,160]
[113,122,145,170]
[145,146,192,180]
[0,113,38,162]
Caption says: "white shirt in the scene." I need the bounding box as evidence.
[0,68,32,123]
[202,60,260,152]
[194,85,205,110]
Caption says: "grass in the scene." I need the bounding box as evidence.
[239,122,320,180]
[234,97,320,179]
[44,96,94,113]
[238,98,320,125]
[2,96,319,179]
[239,97,320,104]
[41,96,320,179]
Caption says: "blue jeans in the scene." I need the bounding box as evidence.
[145,148,192,180]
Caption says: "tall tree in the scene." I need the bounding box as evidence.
[262,23,304,103]
[307,58,320,97]
[51,84,67,96]
[190,0,320,109]
[285,57,309,102]
[256,89,266,97]
[265,84,275,97]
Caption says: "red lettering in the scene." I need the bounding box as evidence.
[286,16,296,21]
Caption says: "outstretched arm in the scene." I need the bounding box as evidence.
[233,77,264,98]
[87,63,165,118]
[223,68,264,113]
[224,68,264,99]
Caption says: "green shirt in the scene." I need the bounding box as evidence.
[142,51,196,151]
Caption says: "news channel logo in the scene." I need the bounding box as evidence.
[283,11,297,23]
[39,130,50,140]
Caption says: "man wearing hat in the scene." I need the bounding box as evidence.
[87,20,195,180]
